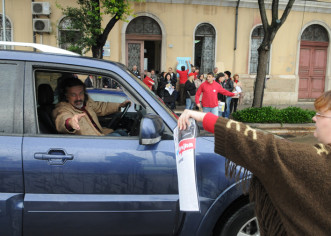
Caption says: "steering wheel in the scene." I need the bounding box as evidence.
[107,102,130,129]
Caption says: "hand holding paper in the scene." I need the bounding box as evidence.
[174,118,200,212]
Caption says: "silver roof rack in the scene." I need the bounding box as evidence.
[0,41,80,56]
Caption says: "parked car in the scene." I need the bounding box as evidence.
[0,42,258,236]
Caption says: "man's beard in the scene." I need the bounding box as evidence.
[74,100,84,109]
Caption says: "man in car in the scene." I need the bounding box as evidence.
[53,75,130,136]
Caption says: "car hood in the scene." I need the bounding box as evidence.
[199,134,215,142]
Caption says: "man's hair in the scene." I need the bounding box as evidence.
[215,72,225,82]
[181,66,185,71]
[224,70,231,78]
[315,90,331,111]
[207,72,214,77]
[58,75,88,103]
[217,72,225,78]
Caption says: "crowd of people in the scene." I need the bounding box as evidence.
[130,64,244,117]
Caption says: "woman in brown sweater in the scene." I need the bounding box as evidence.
[177,91,331,236]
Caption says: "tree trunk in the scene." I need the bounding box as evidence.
[252,45,270,107]
[92,44,103,59]
[252,0,296,108]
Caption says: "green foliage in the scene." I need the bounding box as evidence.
[57,0,143,55]
[67,45,84,55]
[232,106,315,123]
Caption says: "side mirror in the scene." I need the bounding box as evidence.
[139,114,164,145]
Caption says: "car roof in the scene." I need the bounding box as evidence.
[0,41,80,56]
[0,42,132,74]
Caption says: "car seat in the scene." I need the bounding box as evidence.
[37,84,57,134]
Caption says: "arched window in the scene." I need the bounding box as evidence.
[194,23,216,74]
[0,14,12,49]
[250,25,270,74]
[126,16,161,35]
[301,24,329,42]
[58,17,82,53]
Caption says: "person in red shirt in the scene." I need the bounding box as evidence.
[195,72,235,116]
[143,72,155,90]
[190,65,199,79]
[176,61,190,106]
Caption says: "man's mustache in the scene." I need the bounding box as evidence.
[74,100,83,104]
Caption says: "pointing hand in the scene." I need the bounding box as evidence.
[69,113,86,130]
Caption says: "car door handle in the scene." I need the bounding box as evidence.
[34,149,74,165]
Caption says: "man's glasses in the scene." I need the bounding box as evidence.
[315,113,331,119]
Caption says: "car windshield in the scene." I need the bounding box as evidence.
[87,88,136,112]
[87,88,127,103]
[125,67,179,120]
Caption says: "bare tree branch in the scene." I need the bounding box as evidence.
[271,0,279,22]
[280,0,296,24]
[258,0,269,32]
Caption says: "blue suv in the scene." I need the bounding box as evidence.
[0,44,257,236]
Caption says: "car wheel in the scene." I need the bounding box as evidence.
[219,203,260,236]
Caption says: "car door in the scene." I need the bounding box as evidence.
[22,64,180,236]
[0,60,24,236]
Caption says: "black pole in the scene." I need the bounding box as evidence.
[234,0,241,50]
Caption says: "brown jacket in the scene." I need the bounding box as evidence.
[214,118,331,236]
[52,98,121,136]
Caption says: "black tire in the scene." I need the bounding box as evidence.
[219,203,260,236]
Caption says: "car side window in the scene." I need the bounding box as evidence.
[0,62,23,134]
[35,70,144,136]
